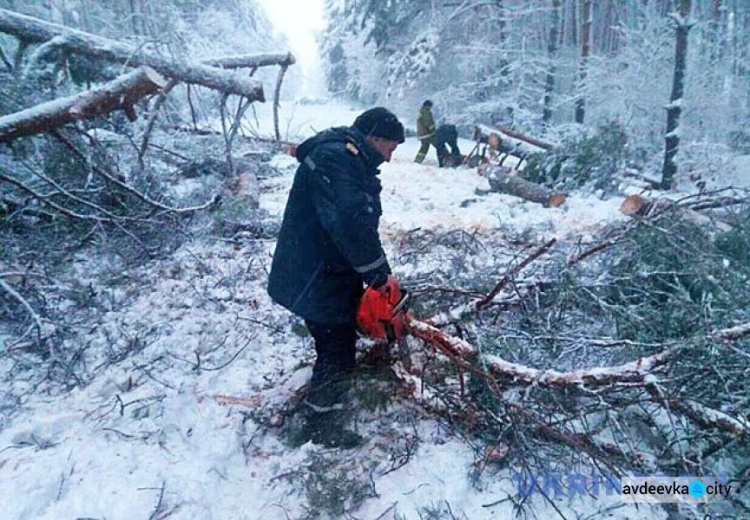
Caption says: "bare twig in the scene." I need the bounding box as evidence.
[137,77,178,171]
[475,238,556,311]
[199,336,253,372]
[0,43,12,70]
[273,63,290,141]
[0,169,115,222]
[54,131,218,213]
[0,278,42,342]
[374,501,398,520]
[147,481,166,520]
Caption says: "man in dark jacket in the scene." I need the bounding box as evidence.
[414,99,435,163]
[434,124,462,168]
[268,107,405,448]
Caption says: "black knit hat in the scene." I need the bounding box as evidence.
[353,107,405,143]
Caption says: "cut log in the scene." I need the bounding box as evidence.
[620,194,667,217]
[0,66,166,142]
[0,8,264,101]
[620,194,730,231]
[486,165,566,207]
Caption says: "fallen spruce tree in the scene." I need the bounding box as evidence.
[356,194,750,514]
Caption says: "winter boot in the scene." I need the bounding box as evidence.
[303,407,364,449]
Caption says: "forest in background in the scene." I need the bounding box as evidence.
[0,1,749,518]
[323,0,750,185]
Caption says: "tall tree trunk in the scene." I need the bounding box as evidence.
[570,0,578,46]
[575,0,592,124]
[705,0,724,63]
[543,0,561,125]
[661,0,693,189]
[742,5,750,112]
[491,0,509,91]
[128,0,141,37]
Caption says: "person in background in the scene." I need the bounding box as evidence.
[434,124,462,167]
[414,99,435,163]
[267,107,405,449]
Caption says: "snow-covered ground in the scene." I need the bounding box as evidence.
[1,100,746,519]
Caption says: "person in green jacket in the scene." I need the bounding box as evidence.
[414,99,436,163]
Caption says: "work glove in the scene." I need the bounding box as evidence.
[362,267,390,289]
[375,274,399,293]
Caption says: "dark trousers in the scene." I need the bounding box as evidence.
[304,320,357,410]
[436,138,461,167]
[435,124,461,167]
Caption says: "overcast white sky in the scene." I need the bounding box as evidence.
[258,0,327,97]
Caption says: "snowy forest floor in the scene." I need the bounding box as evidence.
[1,100,748,520]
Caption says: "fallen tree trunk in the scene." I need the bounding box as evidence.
[205,52,295,70]
[474,124,555,154]
[486,165,566,207]
[0,66,166,142]
[620,194,730,231]
[496,126,556,151]
[0,8,264,101]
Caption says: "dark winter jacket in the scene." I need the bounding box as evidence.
[434,124,458,148]
[434,124,461,167]
[416,106,436,141]
[267,127,391,324]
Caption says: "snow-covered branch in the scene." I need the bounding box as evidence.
[648,384,750,438]
[0,66,166,142]
[407,316,677,388]
[0,278,43,341]
[0,8,265,100]
[205,52,295,70]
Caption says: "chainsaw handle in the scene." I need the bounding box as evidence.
[392,288,409,314]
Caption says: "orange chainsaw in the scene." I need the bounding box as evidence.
[357,278,475,372]
[356,277,410,342]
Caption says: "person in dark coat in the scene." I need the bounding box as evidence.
[414,99,435,163]
[434,124,462,167]
[268,107,405,448]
